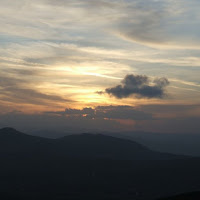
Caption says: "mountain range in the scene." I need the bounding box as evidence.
[0,127,200,200]
[0,127,185,160]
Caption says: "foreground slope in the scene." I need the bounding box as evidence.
[158,191,200,200]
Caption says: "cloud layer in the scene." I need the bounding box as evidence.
[47,105,152,121]
[1,104,200,135]
[0,0,200,126]
[102,74,169,99]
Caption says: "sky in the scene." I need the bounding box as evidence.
[0,0,200,135]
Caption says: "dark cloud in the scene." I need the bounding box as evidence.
[95,106,152,120]
[102,74,169,99]
[47,105,152,121]
[64,108,95,115]
[141,104,200,113]
[1,104,200,136]
[0,111,121,135]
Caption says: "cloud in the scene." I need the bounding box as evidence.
[101,74,169,99]
[64,107,95,115]
[2,0,200,49]
[0,105,153,135]
[0,75,71,106]
[47,105,152,121]
[112,1,167,45]
[0,0,200,113]
[1,104,200,136]
[95,105,152,120]
[110,0,200,49]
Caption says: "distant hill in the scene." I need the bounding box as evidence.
[0,127,183,160]
[30,129,200,156]
[106,131,200,157]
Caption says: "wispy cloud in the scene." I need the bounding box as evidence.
[0,0,200,117]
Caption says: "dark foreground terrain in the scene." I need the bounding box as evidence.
[0,127,200,200]
[158,191,200,200]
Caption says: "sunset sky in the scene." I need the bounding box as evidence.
[0,0,200,134]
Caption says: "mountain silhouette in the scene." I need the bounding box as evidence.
[0,127,182,160]
[0,127,52,155]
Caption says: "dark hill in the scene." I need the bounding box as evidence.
[0,128,182,160]
[0,127,52,155]
[56,133,182,160]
